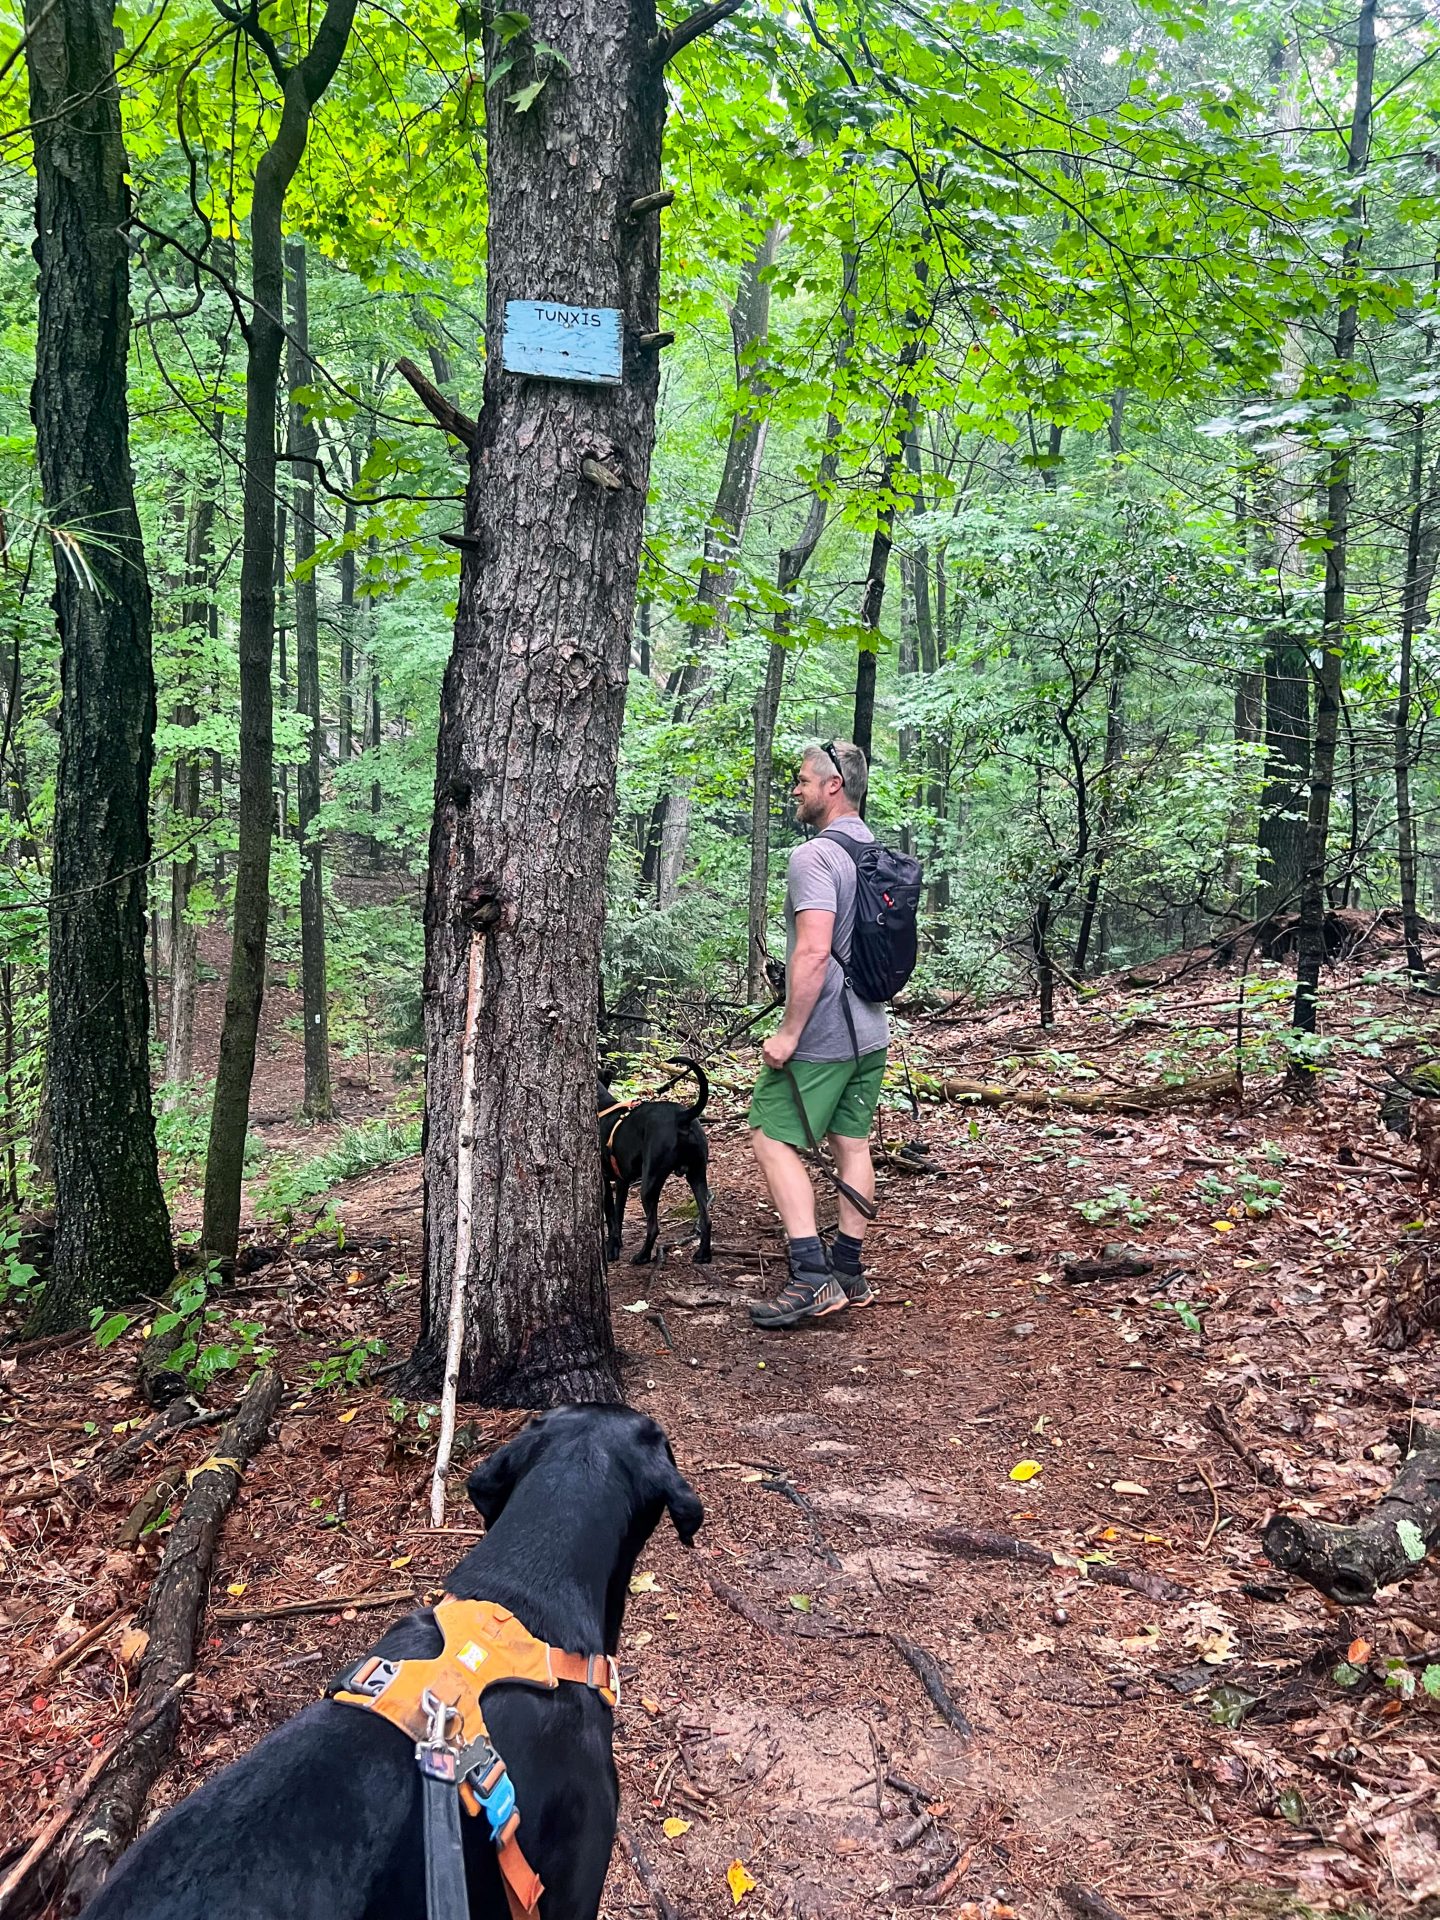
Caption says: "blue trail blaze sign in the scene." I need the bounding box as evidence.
[502,301,623,385]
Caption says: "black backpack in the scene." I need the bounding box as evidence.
[820,829,923,1007]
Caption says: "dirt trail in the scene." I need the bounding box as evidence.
[4,954,1439,1919]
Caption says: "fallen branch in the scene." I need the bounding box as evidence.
[27,1607,128,1694]
[38,1368,283,1916]
[618,1826,682,1920]
[1263,1431,1440,1605]
[706,1574,873,1642]
[1061,1246,1190,1285]
[923,1070,1238,1115]
[0,1672,193,1918]
[928,1524,1185,1605]
[888,1635,972,1738]
[395,356,477,450]
[1203,1402,1278,1486]
[212,1587,415,1624]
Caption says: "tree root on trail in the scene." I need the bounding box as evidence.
[1059,1884,1132,1920]
[618,1827,682,1920]
[928,1524,1186,1604]
[1203,1402,1278,1486]
[917,1070,1238,1115]
[887,1635,972,1738]
[13,1367,283,1919]
[1262,1424,1440,1605]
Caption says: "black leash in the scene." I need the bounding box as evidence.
[780,1062,880,1221]
[633,998,782,1101]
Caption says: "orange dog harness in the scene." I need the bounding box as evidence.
[329,1596,619,1920]
[597,1100,635,1179]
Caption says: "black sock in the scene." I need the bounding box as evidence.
[788,1234,827,1273]
[831,1232,864,1275]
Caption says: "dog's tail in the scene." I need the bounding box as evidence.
[668,1057,709,1125]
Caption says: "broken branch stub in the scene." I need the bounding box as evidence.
[1262,1427,1440,1604]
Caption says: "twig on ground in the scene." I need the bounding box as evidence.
[760,1474,842,1570]
[1194,1463,1221,1551]
[212,1588,416,1624]
[618,1826,682,1920]
[27,1607,128,1693]
[1203,1402,1278,1486]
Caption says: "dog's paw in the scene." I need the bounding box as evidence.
[631,1248,654,1265]
[692,1250,712,1265]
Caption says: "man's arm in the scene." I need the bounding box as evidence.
[762,909,833,1070]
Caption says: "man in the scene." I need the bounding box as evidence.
[748,740,887,1328]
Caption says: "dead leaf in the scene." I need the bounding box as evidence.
[1009,1459,1043,1482]
[390,1555,412,1571]
[662,1817,691,1839]
[1111,1480,1149,1496]
[338,1409,359,1425]
[726,1860,756,1905]
[225,1582,247,1598]
[1347,1637,1372,1665]
[629,1571,657,1595]
[119,1627,148,1667]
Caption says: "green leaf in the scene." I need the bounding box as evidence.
[507,76,547,113]
[1420,1664,1440,1700]
[787,1593,812,1612]
[95,1312,133,1350]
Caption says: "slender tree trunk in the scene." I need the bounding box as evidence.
[1396,428,1440,978]
[416,0,685,1405]
[286,239,332,1119]
[1289,0,1377,1076]
[24,0,173,1329]
[202,0,359,1260]
[164,491,214,1099]
[1073,663,1125,975]
[338,439,361,764]
[641,225,783,906]
[274,492,289,840]
[746,245,857,1001]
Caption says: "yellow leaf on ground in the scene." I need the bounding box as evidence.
[390,1555,412,1571]
[662,1818,691,1839]
[726,1860,756,1905]
[1211,1220,1235,1233]
[629,1571,657,1595]
[641,1696,661,1716]
[1009,1459,1043,1482]
[226,1582,247,1597]
[338,1409,359,1424]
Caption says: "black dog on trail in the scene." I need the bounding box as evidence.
[597,1058,712,1265]
[81,1406,703,1920]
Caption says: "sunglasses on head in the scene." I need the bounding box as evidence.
[821,740,846,786]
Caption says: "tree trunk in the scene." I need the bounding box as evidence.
[1289,0,1376,1075]
[338,454,357,765]
[201,0,358,1260]
[746,245,858,1001]
[164,492,214,1099]
[1073,663,1125,976]
[416,0,680,1406]
[286,239,332,1120]
[24,0,174,1331]
[640,225,782,907]
[1396,426,1440,979]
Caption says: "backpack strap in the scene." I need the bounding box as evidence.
[817,829,863,1063]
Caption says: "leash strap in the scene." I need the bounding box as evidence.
[780,1063,879,1221]
[419,1735,469,1920]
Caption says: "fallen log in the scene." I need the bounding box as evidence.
[25,1367,283,1918]
[928,1524,1185,1604]
[1262,1427,1440,1605]
[921,1071,1238,1116]
[1061,1245,1191,1285]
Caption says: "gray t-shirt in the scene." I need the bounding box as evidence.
[784,814,890,1063]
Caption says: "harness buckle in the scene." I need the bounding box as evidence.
[458,1735,518,1844]
[415,1687,463,1777]
[587,1654,621,1707]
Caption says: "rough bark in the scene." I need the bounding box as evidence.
[641,224,782,906]
[1288,0,1376,1077]
[201,0,358,1258]
[44,1369,283,1915]
[286,239,332,1119]
[24,0,174,1331]
[745,245,857,1001]
[1263,1427,1440,1605]
[338,441,360,763]
[416,0,674,1405]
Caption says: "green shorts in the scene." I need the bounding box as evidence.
[748,1050,887,1148]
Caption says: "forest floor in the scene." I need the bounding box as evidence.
[3,924,1440,1920]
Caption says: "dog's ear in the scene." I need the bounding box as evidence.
[466,1419,546,1527]
[650,1434,704,1546]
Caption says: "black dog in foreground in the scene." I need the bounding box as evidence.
[597,1059,712,1266]
[83,1405,703,1920]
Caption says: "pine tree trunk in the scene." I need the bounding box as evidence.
[24,0,173,1330]
[1396,427,1440,979]
[416,0,679,1406]
[201,0,358,1259]
[287,239,332,1119]
[1289,0,1376,1077]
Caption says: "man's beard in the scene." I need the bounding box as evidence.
[795,794,823,827]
